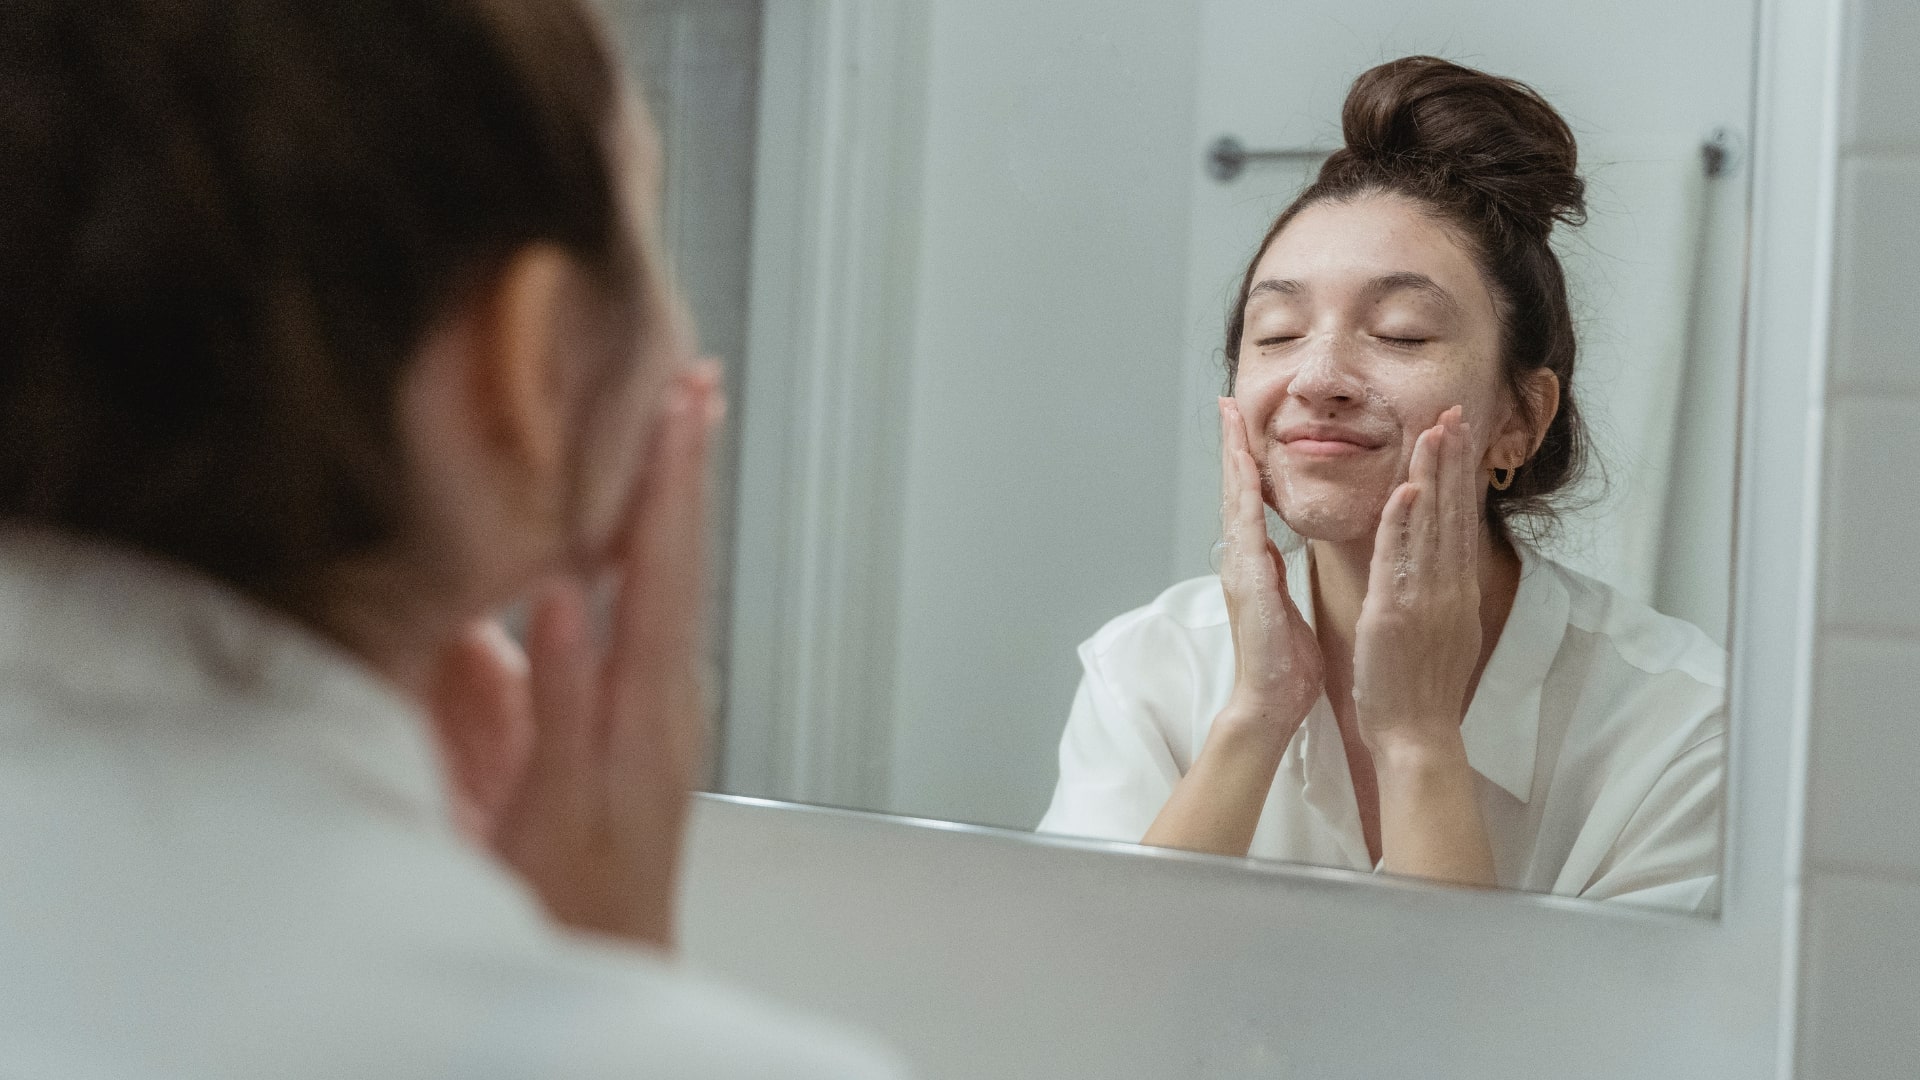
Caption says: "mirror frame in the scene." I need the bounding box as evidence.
[686,0,1836,1072]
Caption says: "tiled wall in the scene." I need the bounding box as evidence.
[1796,0,1920,1075]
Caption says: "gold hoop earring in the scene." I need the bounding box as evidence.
[1490,466,1516,492]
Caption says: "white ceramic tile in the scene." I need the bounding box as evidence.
[1806,635,1920,876]
[1842,0,1920,152]
[1830,159,1920,395]
[1819,397,1920,633]
[1797,871,1920,1080]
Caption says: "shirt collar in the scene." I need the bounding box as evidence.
[0,527,450,828]
[1457,543,1567,803]
[1285,537,1566,804]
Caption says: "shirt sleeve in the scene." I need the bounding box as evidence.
[1033,638,1184,843]
[1576,729,1725,914]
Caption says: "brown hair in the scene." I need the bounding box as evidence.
[0,0,637,607]
[1224,56,1592,540]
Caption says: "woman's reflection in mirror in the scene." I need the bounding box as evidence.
[1039,57,1725,913]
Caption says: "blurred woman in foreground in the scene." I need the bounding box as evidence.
[0,1,903,1075]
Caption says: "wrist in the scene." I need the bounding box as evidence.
[1208,701,1302,758]
[1366,728,1471,779]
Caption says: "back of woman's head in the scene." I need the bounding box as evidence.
[0,0,634,605]
[1226,55,1592,540]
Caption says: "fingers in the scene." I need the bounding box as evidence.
[1267,537,1303,619]
[521,579,597,791]
[1220,399,1280,596]
[1404,420,1441,575]
[594,361,723,811]
[1434,406,1473,568]
[1367,481,1419,608]
[1218,397,1238,547]
[605,362,722,705]
[1369,407,1481,617]
[429,619,535,842]
[1455,411,1478,565]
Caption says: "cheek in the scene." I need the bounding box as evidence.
[1232,363,1291,432]
[1385,354,1503,430]
[1232,357,1286,401]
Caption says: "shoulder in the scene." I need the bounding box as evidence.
[1529,554,1727,760]
[1078,574,1231,683]
[1542,556,1727,693]
[1083,575,1227,656]
[307,830,909,1078]
[492,940,910,1080]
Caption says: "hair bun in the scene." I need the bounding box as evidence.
[1331,56,1586,237]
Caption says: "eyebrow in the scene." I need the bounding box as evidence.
[1369,271,1463,317]
[1245,277,1304,301]
[1245,272,1463,317]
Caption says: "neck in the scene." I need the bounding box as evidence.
[310,551,480,710]
[1308,525,1523,668]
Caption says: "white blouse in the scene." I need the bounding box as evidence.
[1038,542,1726,913]
[0,531,907,1079]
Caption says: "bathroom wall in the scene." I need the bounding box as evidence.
[1792,0,1920,1074]
[877,0,1205,830]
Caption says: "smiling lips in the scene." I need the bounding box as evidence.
[1277,422,1389,459]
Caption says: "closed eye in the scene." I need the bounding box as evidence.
[1375,335,1427,348]
[1256,335,1301,348]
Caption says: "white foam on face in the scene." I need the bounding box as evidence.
[1290,345,1346,396]
[1264,387,1398,535]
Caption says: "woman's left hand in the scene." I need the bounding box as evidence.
[1351,405,1482,756]
[1352,405,1496,885]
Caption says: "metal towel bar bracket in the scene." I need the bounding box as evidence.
[1205,136,1333,182]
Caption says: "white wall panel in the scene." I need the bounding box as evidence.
[1829,161,1920,396]
[1796,871,1920,1080]
[1839,0,1920,152]
[1806,635,1920,877]
[1794,0,1920,1074]
[1817,398,1920,631]
[882,1,1205,829]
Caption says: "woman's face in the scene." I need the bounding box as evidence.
[1233,193,1521,544]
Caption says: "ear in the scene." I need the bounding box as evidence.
[1486,368,1561,470]
[468,244,582,501]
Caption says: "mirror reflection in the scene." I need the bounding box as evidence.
[660,0,1752,914]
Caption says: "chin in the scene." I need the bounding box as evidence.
[1272,481,1390,544]
[1277,510,1379,544]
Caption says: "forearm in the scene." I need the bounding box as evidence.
[1372,733,1497,887]
[1142,715,1289,857]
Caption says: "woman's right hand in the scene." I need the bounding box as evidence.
[1141,398,1320,856]
[434,363,722,951]
[1214,396,1322,749]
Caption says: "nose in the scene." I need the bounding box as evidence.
[1285,341,1364,411]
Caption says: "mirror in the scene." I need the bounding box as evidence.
[612,0,1753,915]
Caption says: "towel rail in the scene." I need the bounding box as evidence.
[1206,127,1741,184]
